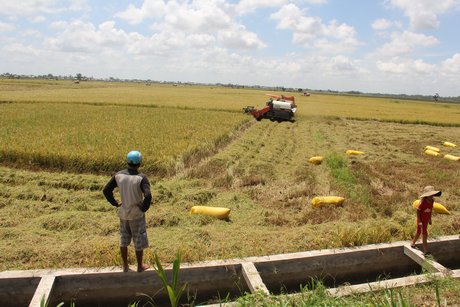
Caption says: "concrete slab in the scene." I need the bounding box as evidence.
[241,262,269,295]
[403,245,452,275]
[326,272,445,297]
[28,276,55,307]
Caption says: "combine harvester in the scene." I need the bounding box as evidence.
[244,94,297,122]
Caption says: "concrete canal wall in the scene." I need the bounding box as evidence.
[0,235,458,306]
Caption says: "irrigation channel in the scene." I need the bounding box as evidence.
[1,235,458,306]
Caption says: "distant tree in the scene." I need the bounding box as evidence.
[433,93,439,101]
[76,73,82,81]
[298,88,303,92]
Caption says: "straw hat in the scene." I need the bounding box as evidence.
[420,186,442,198]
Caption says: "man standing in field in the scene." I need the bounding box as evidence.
[103,150,152,272]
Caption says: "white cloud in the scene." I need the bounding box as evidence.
[127,31,186,56]
[218,25,267,49]
[45,20,131,53]
[441,53,460,74]
[1,0,60,16]
[162,2,232,33]
[49,21,69,30]
[114,0,166,25]
[114,0,265,52]
[377,31,438,57]
[271,4,319,35]
[0,21,15,32]
[387,0,460,30]
[1,42,40,57]
[271,4,361,53]
[21,29,42,38]
[376,58,436,74]
[0,0,87,17]
[326,21,354,39]
[413,59,436,74]
[376,60,408,74]
[305,0,327,3]
[31,16,47,23]
[187,34,217,48]
[0,1,458,96]
[372,18,393,31]
[235,0,287,15]
[329,55,359,72]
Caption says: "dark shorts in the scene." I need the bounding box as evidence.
[120,217,149,251]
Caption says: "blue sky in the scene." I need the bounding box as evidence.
[1,0,460,96]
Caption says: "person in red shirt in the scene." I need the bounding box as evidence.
[411,186,442,255]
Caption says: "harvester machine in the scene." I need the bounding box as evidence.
[243,94,297,122]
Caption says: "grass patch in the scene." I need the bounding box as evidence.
[235,278,460,306]
[325,152,356,187]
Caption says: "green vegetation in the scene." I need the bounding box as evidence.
[153,252,187,307]
[235,277,460,306]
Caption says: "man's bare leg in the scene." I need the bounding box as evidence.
[411,232,420,247]
[120,246,129,272]
[422,234,430,255]
[136,250,149,272]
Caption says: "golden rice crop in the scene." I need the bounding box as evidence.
[295,93,460,126]
[2,79,460,126]
[0,79,264,110]
[0,102,249,174]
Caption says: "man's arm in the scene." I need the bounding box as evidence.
[140,176,152,212]
[103,176,120,207]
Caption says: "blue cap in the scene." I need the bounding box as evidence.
[126,151,142,165]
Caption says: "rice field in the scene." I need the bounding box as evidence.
[1,79,460,125]
[0,79,459,305]
[0,101,248,174]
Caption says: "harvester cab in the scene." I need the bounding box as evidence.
[243,94,297,122]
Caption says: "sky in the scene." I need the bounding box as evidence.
[1,0,460,96]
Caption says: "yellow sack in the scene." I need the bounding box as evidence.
[190,206,230,219]
[311,196,345,208]
[346,150,365,155]
[308,156,324,165]
[424,149,440,157]
[424,145,440,152]
[444,154,460,161]
[412,200,450,215]
[443,141,457,148]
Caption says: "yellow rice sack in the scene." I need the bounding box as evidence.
[444,154,460,161]
[311,196,345,208]
[412,200,450,215]
[443,141,457,148]
[346,150,365,155]
[190,206,230,219]
[424,149,440,157]
[424,145,440,152]
[308,156,324,165]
